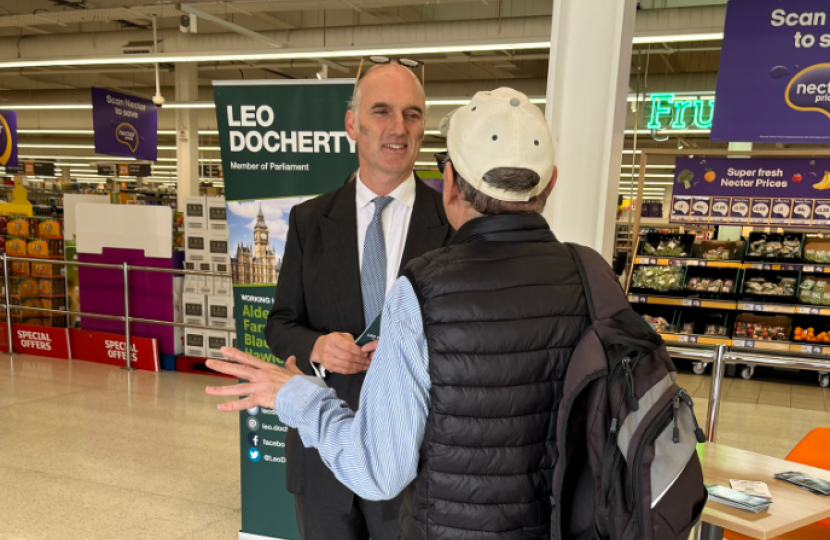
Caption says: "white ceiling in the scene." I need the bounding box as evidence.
[0,0,737,191]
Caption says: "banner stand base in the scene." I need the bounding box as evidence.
[239,531,290,540]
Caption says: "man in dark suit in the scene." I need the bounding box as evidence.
[264,62,452,540]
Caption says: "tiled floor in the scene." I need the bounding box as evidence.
[1,354,829,539]
[0,354,241,540]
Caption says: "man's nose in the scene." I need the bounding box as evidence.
[389,113,406,135]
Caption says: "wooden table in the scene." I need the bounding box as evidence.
[699,443,830,539]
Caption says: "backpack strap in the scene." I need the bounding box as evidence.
[566,243,631,322]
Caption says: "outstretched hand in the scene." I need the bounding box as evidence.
[205,346,303,412]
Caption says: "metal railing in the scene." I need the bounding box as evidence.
[1,253,234,370]
[665,344,830,443]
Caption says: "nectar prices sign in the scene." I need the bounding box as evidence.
[670,158,830,227]
[0,324,71,359]
[713,0,830,142]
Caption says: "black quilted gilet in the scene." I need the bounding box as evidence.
[399,213,590,540]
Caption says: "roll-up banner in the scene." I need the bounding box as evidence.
[213,79,357,540]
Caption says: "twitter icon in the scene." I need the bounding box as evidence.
[248,447,261,463]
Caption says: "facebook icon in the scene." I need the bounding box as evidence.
[247,432,259,447]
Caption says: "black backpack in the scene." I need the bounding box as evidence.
[551,245,708,540]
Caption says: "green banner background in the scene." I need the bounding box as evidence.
[214,80,357,540]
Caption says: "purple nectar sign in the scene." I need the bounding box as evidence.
[671,158,830,228]
[0,111,17,168]
[92,87,158,161]
[712,0,830,143]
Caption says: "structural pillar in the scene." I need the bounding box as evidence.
[543,0,638,261]
[175,63,200,207]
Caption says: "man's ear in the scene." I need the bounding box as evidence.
[545,166,558,197]
[345,109,357,140]
[442,162,456,208]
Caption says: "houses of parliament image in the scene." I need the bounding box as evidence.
[231,205,280,285]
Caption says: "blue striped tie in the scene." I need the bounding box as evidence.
[361,196,394,324]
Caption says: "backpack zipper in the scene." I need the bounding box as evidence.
[679,389,707,443]
[602,354,641,507]
[622,358,638,412]
[608,354,641,413]
[631,395,676,537]
[602,418,622,503]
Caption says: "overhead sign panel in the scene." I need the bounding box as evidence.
[712,0,830,143]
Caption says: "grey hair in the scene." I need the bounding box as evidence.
[454,168,549,215]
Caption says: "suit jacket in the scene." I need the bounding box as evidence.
[265,175,452,518]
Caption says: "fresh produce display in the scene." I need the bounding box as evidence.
[705,324,728,336]
[746,234,802,259]
[643,315,672,333]
[743,276,797,297]
[686,277,734,294]
[632,266,683,292]
[734,321,789,341]
[803,249,830,263]
[798,278,830,305]
[703,246,734,260]
[794,327,830,343]
[626,226,830,382]
[643,239,688,257]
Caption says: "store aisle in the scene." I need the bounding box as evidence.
[678,371,830,459]
[0,354,241,540]
[1,355,829,539]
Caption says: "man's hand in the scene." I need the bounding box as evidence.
[205,347,303,412]
[311,332,371,375]
[361,340,379,360]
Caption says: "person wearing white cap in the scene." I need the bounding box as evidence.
[206,87,594,539]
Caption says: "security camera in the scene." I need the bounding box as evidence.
[152,94,165,107]
[180,14,197,33]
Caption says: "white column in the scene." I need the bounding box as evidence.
[175,63,200,207]
[543,0,638,261]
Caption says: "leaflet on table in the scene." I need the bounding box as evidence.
[791,199,814,226]
[690,197,710,223]
[769,199,792,226]
[729,198,750,225]
[709,197,730,223]
[813,201,830,228]
[671,196,691,222]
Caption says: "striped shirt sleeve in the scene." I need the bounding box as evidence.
[275,276,430,500]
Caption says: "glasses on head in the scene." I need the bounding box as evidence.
[434,152,451,173]
[353,55,425,99]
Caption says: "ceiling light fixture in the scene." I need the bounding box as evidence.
[0,40,552,70]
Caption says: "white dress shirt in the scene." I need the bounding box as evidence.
[355,171,416,295]
[311,172,415,378]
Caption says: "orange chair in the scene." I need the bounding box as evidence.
[724,428,830,540]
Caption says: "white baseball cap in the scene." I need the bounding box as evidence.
[442,87,555,202]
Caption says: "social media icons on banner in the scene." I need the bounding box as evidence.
[248,447,262,463]
[248,432,260,447]
[246,416,260,431]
